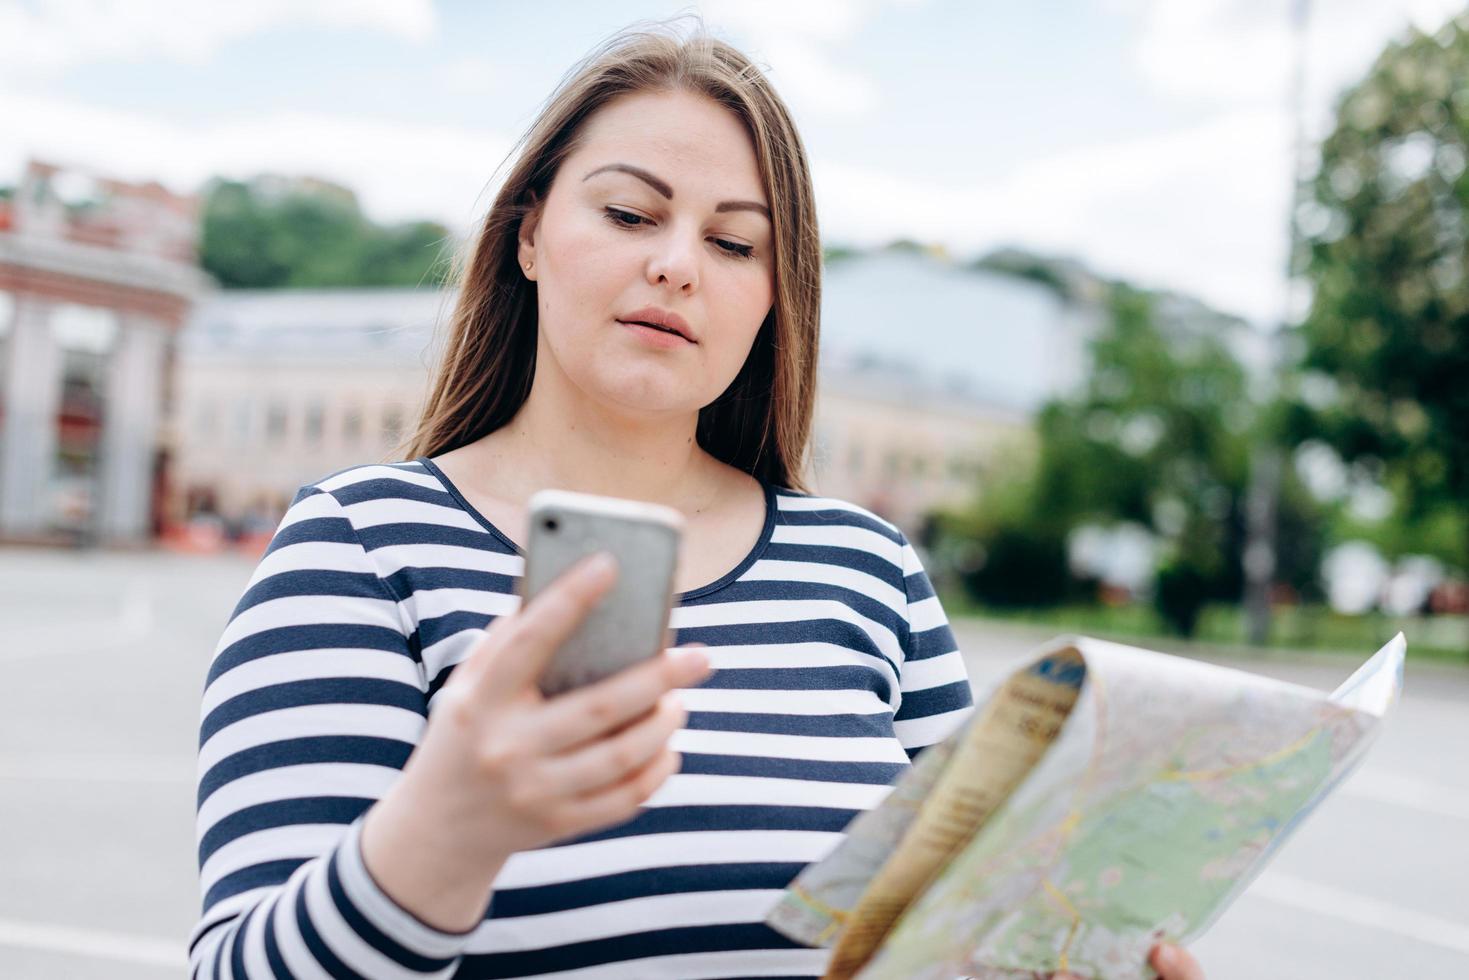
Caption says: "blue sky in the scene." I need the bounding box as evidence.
[2,0,1461,324]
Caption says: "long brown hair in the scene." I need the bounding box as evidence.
[402,24,821,491]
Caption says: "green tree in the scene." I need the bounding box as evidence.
[936,284,1259,631]
[1040,286,1253,633]
[928,448,1085,610]
[1289,15,1469,579]
[199,177,453,289]
[935,277,1328,633]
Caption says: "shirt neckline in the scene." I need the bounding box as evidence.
[415,455,779,602]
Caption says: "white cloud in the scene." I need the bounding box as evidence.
[1,80,1295,323]
[815,108,1295,324]
[1131,0,1296,104]
[1030,0,1469,319]
[0,90,511,228]
[436,56,506,97]
[758,36,880,118]
[697,0,884,118]
[6,0,1451,333]
[0,0,436,78]
[1121,0,1468,136]
[699,0,875,44]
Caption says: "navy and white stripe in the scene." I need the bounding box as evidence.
[190,458,975,978]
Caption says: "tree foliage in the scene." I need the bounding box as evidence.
[1289,16,1469,568]
[199,177,453,289]
[936,280,1325,634]
[1039,286,1253,632]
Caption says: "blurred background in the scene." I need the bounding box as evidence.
[1,0,1467,977]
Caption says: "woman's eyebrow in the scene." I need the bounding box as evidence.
[582,162,770,219]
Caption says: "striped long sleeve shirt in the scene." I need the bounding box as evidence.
[190,458,976,979]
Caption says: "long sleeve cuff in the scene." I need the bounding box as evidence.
[330,818,479,970]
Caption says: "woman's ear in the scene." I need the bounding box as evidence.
[517,199,543,281]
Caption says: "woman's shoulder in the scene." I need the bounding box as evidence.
[289,458,447,510]
[764,484,921,588]
[769,483,907,543]
[272,458,476,551]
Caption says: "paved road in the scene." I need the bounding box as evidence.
[1,549,1465,978]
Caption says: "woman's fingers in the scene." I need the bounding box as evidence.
[557,746,682,832]
[535,645,710,754]
[537,693,685,795]
[1050,945,1203,980]
[1150,944,1205,980]
[466,552,620,701]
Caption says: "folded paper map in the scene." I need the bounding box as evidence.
[766,633,1406,980]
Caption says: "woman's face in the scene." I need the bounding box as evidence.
[518,88,775,422]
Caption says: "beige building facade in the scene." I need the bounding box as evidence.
[810,373,1031,531]
[167,289,442,526]
[168,287,1035,538]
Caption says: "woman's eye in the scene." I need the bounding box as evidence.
[713,238,755,260]
[604,207,754,260]
[603,207,648,227]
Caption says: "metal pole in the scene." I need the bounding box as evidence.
[1244,0,1310,646]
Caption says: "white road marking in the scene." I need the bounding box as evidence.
[1341,768,1469,821]
[0,588,155,663]
[0,917,185,968]
[1251,871,1469,955]
[4,876,1462,970]
[0,755,193,784]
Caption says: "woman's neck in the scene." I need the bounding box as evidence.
[468,364,725,514]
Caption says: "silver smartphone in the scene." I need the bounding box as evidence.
[521,489,684,697]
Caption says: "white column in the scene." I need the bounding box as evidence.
[0,296,61,536]
[97,313,166,541]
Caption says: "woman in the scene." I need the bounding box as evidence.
[189,26,1205,980]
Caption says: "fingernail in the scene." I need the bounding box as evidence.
[672,647,710,674]
[1151,945,1177,969]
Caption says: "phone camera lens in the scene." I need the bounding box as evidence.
[543,517,558,532]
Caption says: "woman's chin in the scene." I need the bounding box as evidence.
[579,378,705,421]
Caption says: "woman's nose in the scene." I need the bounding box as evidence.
[646,231,700,293]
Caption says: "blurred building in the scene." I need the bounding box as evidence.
[168,269,1049,536]
[167,289,444,531]
[820,247,1101,414]
[810,357,1030,529]
[0,161,209,544]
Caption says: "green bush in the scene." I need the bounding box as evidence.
[1154,559,1212,636]
[963,524,1077,608]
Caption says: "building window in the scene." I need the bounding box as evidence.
[303,400,324,445]
[342,406,362,446]
[233,397,254,447]
[49,304,117,535]
[810,426,833,477]
[266,399,289,445]
[382,403,404,444]
[195,399,216,439]
[0,291,14,467]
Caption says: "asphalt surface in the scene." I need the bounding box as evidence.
[1,548,1465,978]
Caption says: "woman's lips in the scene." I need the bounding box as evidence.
[618,306,696,343]
[616,319,694,348]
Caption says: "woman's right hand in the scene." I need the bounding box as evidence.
[360,551,711,931]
